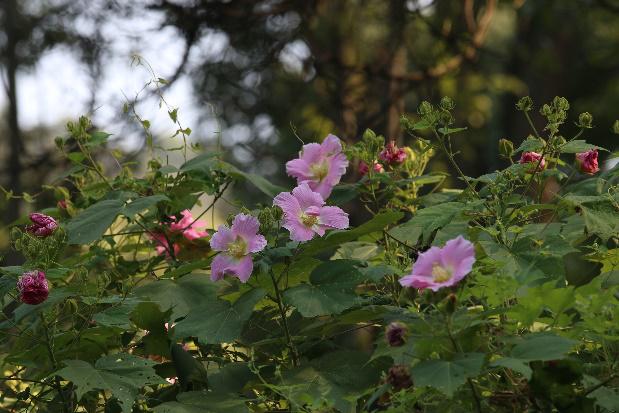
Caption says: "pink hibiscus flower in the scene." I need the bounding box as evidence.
[26,213,58,237]
[358,160,385,175]
[285,134,349,199]
[150,209,208,257]
[273,183,349,242]
[399,236,475,292]
[209,213,267,283]
[519,151,546,172]
[575,149,599,174]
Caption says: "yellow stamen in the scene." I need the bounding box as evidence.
[310,161,329,182]
[300,213,319,228]
[432,263,452,283]
[227,237,248,259]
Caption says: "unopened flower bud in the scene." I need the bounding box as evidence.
[578,112,593,129]
[26,213,58,237]
[498,139,514,158]
[387,365,413,391]
[612,120,619,135]
[445,293,457,314]
[385,322,408,347]
[576,149,599,174]
[440,96,455,110]
[516,96,533,112]
[17,270,49,305]
[417,101,433,116]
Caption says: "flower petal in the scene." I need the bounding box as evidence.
[210,254,254,283]
[291,183,324,210]
[209,225,235,251]
[318,206,349,230]
[273,191,302,217]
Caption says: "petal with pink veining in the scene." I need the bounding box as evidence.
[209,225,235,251]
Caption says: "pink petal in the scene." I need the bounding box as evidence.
[210,254,254,283]
[320,134,343,156]
[318,206,349,230]
[209,225,235,251]
[291,183,324,210]
[232,214,267,253]
[298,143,323,164]
[282,218,316,242]
[411,246,443,278]
[286,158,312,181]
[273,191,302,217]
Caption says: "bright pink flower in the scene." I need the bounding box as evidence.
[519,151,546,172]
[150,232,181,257]
[576,149,599,174]
[359,160,385,175]
[285,134,349,199]
[379,141,407,165]
[169,210,208,241]
[209,213,267,283]
[17,270,49,305]
[26,213,58,237]
[399,236,475,292]
[273,183,349,242]
[150,210,208,257]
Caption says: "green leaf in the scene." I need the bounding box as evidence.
[233,170,288,198]
[154,392,249,413]
[389,202,465,244]
[122,195,169,217]
[515,138,544,153]
[301,211,403,257]
[85,131,112,147]
[490,357,533,379]
[173,288,265,344]
[601,270,619,288]
[412,353,485,397]
[283,260,364,317]
[58,354,165,413]
[179,153,221,173]
[280,351,387,413]
[134,273,219,320]
[560,140,606,153]
[438,126,467,135]
[66,199,124,244]
[509,334,577,361]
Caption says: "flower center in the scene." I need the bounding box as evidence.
[227,237,248,259]
[431,263,452,283]
[300,212,319,228]
[310,161,329,182]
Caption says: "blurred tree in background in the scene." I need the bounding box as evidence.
[1,0,619,261]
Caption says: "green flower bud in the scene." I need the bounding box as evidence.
[440,96,455,110]
[417,101,433,116]
[578,112,593,128]
[445,293,457,314]
[498,138,514,158]
[516,96,533,112]
[553,96,569,111]
[612,120,619,135]
[540,104,552,116]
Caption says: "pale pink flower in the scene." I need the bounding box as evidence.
[166,377,177,385]
[399,236,475,292]
[26,213,58,237]
[576,149,599,174]
[286,134,349,199]
[519,151,546,172]
[17,270,49,305]
[273,183,349,242]
[379,141,407,165]
[209,214,267,283]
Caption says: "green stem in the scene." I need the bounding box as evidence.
[40,313,70,413]
[269,269,298,367]
[445,314,483,413]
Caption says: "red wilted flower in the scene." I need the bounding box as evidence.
[17,270,49,305]
[385,322,408,347]
[26,213,58,237]
[387,365,413,391]
[575,149,599,174]
[519,151,546,172]
[379,141,407,165]
[57,200,67,209]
